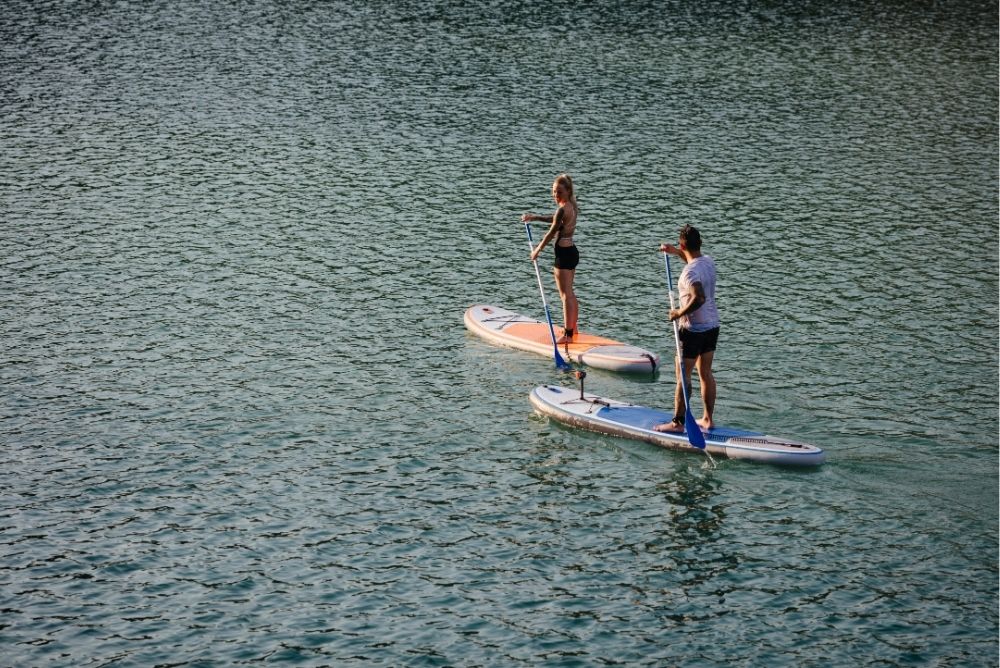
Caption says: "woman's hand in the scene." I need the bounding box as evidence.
[521,213,534,223]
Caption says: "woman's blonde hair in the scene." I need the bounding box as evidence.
[553,173,577,209]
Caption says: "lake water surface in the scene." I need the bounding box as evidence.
[2,1,997,665]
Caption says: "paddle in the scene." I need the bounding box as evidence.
[663,252,706,449]
[525,223,572,371]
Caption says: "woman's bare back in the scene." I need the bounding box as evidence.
[555,204,577,246]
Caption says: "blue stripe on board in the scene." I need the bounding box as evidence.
[595,405,765,440]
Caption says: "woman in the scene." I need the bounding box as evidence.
[522,173,579,343]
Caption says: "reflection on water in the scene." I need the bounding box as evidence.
[655,468,737,607]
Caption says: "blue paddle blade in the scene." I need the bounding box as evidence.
[541,303,572,371]
[552,335,571,370]
[685,407,706,449]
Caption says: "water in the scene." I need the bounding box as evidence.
[2,1,997,665]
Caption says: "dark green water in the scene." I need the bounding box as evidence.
[2,1,997,665]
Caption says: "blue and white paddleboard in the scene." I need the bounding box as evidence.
[530,385,826,467]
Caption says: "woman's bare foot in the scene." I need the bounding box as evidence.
[697,417,714,431]
[556,328,575,344]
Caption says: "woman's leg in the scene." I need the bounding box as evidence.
[553,267,578,340]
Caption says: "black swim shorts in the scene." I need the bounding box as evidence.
[554,244,579,270]
[678,326,720,359]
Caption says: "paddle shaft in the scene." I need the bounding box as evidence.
[663,252,706,449]
[525,223,570,370]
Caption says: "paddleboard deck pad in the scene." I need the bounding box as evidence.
[530,384,825,466]
[465,304,660,373]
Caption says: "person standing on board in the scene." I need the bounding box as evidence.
[654,224,720,433]
[522,173,580,343]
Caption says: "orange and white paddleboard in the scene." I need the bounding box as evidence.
[464,304,660,374]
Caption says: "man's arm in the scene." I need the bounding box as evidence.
[670,281,705,321]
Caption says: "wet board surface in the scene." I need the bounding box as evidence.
[464,304,660,374]
[530,384,826,467]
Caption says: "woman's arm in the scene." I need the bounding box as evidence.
[530,208,564,261]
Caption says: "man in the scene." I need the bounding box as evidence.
[654,225,720,433]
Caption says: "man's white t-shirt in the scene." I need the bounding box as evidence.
[678,255,720,332]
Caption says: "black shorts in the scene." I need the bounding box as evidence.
[554,244,579,270]
[678,326,720,359]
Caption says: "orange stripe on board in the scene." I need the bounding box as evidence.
[504,323,622,351]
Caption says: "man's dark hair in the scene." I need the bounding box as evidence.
[680,224,702,252]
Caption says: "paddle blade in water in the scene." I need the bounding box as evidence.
[685,407,706,449]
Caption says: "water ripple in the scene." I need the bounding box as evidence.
[2,0,997,665]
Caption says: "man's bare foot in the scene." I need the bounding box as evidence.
[697,417,714,431]
[556,329,575,344]
[653,419,685,433]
